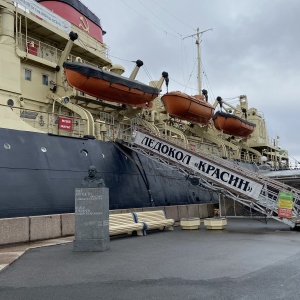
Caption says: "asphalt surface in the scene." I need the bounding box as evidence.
[0,218,300,300]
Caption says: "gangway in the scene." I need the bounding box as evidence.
[116,118,300,228]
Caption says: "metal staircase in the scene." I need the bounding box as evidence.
[116,118,300,228]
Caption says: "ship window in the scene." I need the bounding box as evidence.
[80,91,85,96]
[25,69,31,81]
[42,74,49,86]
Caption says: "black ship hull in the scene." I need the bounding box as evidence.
[0,128,218,218]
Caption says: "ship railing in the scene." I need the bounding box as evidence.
[94,114,116,141]
[269,137,279,148]
[127,117,261,165]
[66,54,98,68]
[47,113,87,138]
[7,104,86,138]
[116,123,134,143]
[240,151,258,164]
[95,112,116,141]
[18,33,61,63]
[99,112,115,126]
[289,158,300,169]
[76,30,110,58]
[17,33,99,68]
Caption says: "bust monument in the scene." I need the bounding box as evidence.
[74,165,109,252]
[81,165,106,188]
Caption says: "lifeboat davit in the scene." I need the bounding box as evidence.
[161,91,214,124]
[63,62,159,107]
[212,111,256,138]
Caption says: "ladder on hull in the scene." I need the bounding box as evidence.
[117,119,300,228]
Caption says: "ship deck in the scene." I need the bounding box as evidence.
[0,218,300,300]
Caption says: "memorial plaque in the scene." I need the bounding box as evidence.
[73,187,109,252]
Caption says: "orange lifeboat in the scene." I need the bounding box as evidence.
[212,111,256,138]
[161,91,214,124]
[63,62,159,107]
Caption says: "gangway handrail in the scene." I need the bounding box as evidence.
[117,120,300,228]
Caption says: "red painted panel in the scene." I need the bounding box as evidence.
[59,117,73,131]
[39,2,103,42]
[27,41,38,55]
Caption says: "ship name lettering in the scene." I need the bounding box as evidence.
[211,168,220,178]
[196,160,252,192]
[168,147,175,158]
[238,178,250,191]
[152,142,162,151]
[141,137,152,147]
[227,174,240,187]
[182,155,191,165]
[175,151,183,161]
[220,172,229,181]
[140,136,191,165]
[205,164,215,174]
[161,145,169,154]
[196,161,207,172]
[221,173,251,192]
[147,138,154,148]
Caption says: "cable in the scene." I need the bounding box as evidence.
[142,64,154,85]
[120,0,182,39]
[168,76,198,92]
[108,54,134,63]
[184,57,197,93]
[202,71,215,102]
[136,0,183,38]
[180,40,187,86]
[150,0,196,31]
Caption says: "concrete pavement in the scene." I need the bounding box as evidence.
[0,237,74,272]
[0,218,300,299]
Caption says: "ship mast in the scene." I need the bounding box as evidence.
[183,28,212,95]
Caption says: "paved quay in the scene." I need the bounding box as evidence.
[0,218,300,300]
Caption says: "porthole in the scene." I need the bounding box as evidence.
[41,147,47,153]
[7,99,14,106]
[4,143,11,150]
[81,149,88,156]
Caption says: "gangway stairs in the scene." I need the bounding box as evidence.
[116,119,300,229]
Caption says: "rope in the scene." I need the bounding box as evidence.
[136,0,183,38]
[120,0,182,39]
[141,64,154,86]
[150,0,196,31]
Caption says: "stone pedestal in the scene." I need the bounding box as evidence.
[204,218,227,230]
[73,188,109,252]
[180,218,201,230]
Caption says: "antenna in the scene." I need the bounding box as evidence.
[183,28,213,95]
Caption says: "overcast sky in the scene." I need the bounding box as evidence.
[83,0,300,163]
